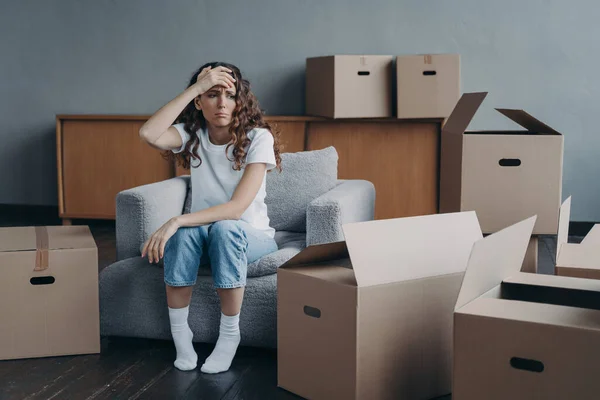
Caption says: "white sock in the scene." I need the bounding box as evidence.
[168,306,198,371]
[201,312,241,374]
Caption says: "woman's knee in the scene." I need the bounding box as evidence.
[164,227,205,271]
[163,228,205,286]
[207,221,249,288]
[165,227,202,255]
[208,220,247,244]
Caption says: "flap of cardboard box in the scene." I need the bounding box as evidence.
[0,227,38,252]
[505,271,600,293]
[557,197,572,260]
[441,92,487,136]
[557,244,600,270]
[0,226,96,253]
[279,240,349,269]
[458,279,600,330]
[496,272,600,328]
[342,211,483,287]
[455,216,536,311]
[495,108,561,135]
[581,224,600,246]
[555,197,600,270]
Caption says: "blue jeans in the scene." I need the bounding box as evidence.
[163,220,278,289]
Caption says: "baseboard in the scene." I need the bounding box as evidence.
[0,204,61,225]
[0,204,59,213]
[0,204,114,227]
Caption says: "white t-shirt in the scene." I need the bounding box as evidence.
[172,123,277,238]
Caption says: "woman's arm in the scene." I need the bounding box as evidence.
[142,163,267,262]
[139,88,198,151]
[139,66,236,151]
[175,163,268,227]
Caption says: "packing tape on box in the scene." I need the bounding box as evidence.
[424,54,432,64]
[34,226,49,271]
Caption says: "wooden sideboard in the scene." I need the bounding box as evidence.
[57,115,442,225]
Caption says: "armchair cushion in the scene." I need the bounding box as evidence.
[306,179,376,246]
[265,146,338,232]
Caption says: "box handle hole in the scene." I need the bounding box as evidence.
[30,276,55,285]
[499,158,522,167]
[303,305,321,318]
[357,71,370,76]
[423,70,437,76]
[510,357,544,373]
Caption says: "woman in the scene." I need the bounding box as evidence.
[139,62,282,373]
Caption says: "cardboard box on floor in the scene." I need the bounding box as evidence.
[305,55,393,118]
[0,226,100,360]
[554,196,600,279]
[277,211,484,400]
[396,54,460,119]
[454,215,600,399]
[439,92,564,234]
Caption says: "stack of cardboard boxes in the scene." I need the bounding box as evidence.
[305,54,461,119]
[278,54,600,399]
[304,55,565,275]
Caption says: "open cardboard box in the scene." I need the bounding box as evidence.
[454,215,600,399]
[439,92,564,235]
[555,196,600,278]
[277,211,484,400]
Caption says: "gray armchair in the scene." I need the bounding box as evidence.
[99,147,375,348]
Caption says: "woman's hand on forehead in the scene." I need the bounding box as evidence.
[193,66,236,96]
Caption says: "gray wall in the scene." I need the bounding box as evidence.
[1,0,599,221]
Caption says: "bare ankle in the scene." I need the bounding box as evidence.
[166,284,194,308]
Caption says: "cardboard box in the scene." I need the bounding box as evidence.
[305,55,393,118]
[554,197,600,279]
[439,92,564,234]
[277,211,484,399]
[0,226,100,360]
[396,54,460,119]
[454,215,600,399]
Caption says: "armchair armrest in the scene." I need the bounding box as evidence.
[306,179,375,246]
[116,176,189,260]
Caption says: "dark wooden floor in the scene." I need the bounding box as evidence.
[0,206,579,400]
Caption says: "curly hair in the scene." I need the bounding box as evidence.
[162,62,283,172]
